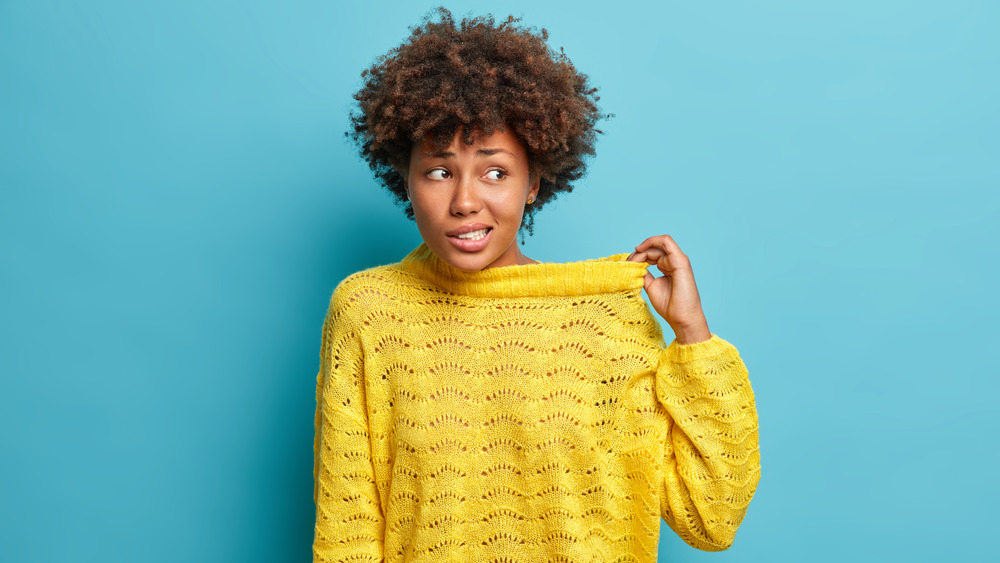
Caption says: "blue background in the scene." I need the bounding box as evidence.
[2,1,997,561]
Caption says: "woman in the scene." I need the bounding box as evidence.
[314,9,760,562]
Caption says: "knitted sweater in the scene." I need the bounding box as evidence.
[313,244,760,562]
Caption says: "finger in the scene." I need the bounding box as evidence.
[637,234,683,254]
[635,235,685,264]
[655,255,696,286]
[628,249,662,266]
[647,238,690,275]
[646,272,673,304]
[629,247,666,266]
[659,254,700,303]
[642,271,654,290]
[657,234,685,256]
[654,248,686,271]
[633,235,664,253]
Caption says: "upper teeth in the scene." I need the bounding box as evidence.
[456,229,489,240]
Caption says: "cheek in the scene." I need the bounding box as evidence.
[498,192,529,218]
[408,189,449,224]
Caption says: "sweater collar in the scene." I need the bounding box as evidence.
[399,243,647,298]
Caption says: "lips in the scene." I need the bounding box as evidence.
[446,223,492,236]
[446,223,493,252]
[453,228,490,240]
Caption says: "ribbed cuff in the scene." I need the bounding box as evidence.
[665,334,733,363]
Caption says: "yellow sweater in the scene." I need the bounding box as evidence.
[313,244,760,562]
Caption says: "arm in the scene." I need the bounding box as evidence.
[656,334,760,550]
[313,289,384,562]
[627,235,760,548]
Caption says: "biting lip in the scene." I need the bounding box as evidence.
[446,223,492,236]
[445,223,494,252]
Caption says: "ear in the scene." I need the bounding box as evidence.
[528,178,540,202]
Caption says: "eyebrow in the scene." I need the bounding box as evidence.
[421,147,515,159]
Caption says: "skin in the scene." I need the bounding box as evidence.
[405,128,712,345]
[405,128,540,271]
[627,236,712,345]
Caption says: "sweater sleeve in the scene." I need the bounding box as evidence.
[655,334,760,551]
[313,289,385,562]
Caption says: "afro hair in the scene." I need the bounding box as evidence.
[348,7,608,234]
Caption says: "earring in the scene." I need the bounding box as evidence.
[526,197,535,204]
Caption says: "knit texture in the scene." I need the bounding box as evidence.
[313,244,760,562]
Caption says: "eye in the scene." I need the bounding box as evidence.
[484,169,507,181]
[427,168,450,180]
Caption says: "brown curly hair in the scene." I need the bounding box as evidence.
[348,7,607,235]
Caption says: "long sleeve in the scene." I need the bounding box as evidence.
[312,252,760,560]
[655,334,760,551]
[313,290,384,562]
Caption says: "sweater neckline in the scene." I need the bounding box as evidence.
[399,243,647,298]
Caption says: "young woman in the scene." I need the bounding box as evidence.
[313,9,760,562]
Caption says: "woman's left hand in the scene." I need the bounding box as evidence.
[627,235,712,345]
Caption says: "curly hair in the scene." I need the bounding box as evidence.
[348,7,607,235]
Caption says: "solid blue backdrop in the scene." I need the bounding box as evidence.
[2,1,997,561]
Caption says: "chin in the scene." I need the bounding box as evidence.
[443,252,494,272]
[426,232,518,271]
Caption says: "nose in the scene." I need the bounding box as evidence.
[450,176,482,216]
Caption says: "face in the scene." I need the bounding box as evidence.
[405,128,540,271]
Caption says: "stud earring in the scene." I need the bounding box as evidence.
[526,197,535,204]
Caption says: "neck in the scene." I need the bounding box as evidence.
[516,252,539,266]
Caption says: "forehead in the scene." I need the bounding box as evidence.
[412,127,527,157]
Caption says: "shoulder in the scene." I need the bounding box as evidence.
[326,262,422,321]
